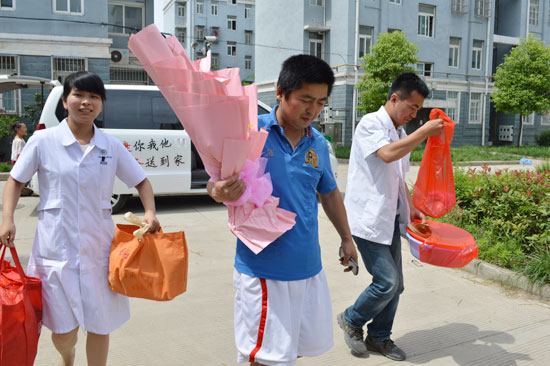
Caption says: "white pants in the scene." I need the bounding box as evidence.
[233,269,333,366]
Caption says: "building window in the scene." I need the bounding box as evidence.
[54,0,82,15]
[196,26,205,41]
[245,4,252,18]
[529,0,539,26]
[449,37,461,68]
[0,55,17,113]
[110,68,150,85]
[211,53,219,69]
[229,0,236,4]
[196,0,204,14]
[541,111,550,125]
[472,40,483,70]
[227,41,236,56]
[176,27,186,45]
[524,112,535,125]
[245,55,252,70]
[359,26,373,60]
[108,3,144,34]
[53,57,86,84]
[177,3,185,17]
[416,62,433,77]
[309,32,324,59]
[451,0,467,13]
[0,0,15,10]
[211,2,218,15]
[227,15,237,30]
[389,0,401,4]
[474,0,490,18]
[245,30,253,45]
[418,4,435,38]
[310,0,323,6]
[446,91,460,122]
[469,92,482,123]
[388,28,401,33]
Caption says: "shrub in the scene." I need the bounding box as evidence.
[535,130,550,146]
[335,146,351,159]
[0,163,12,172]
[441,165,550,285]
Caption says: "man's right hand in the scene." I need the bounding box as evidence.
[421,118,444,137]
[208,174,246,203]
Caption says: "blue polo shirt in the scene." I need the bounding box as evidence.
[234,105,338,281]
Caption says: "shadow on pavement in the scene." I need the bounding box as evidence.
[121,194,224,215]
[397,322,531,365]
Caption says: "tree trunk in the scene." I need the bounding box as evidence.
[517,114,523,147]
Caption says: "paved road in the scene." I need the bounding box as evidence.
[1,160,549,365]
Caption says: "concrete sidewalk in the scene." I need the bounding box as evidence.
[1,160,549,365]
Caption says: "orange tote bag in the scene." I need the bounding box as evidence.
[108,225,188,301]
[0,246,42,366]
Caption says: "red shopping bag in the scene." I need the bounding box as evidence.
[0,246,42,366]
[413,108,456,218]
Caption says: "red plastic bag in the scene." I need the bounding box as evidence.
[412,108,456,218]
[0,246,42,366]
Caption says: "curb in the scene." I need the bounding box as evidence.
[460,258,550,301]
[0,172,9,181]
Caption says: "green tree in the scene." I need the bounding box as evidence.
[491,35,550,147]
[357,31,419,114]
[0,115,19,140]
[23,92,45,130]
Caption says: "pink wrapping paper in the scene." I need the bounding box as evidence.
[128,24,296,254]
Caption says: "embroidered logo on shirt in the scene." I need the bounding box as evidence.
[304,148,319,168]
[98,151,112,165]
[263,148,274,157]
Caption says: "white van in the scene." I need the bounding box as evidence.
[33,85,338,213]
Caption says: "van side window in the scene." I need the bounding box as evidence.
[258,105,269,115]
[102,90,183,130]
[54,90,182,130]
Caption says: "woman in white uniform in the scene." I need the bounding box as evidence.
[10,120,27,165]
[0,71,160,366]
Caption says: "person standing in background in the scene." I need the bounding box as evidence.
[11,121,27,165]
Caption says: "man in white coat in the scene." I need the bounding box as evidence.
[337,73,443,361]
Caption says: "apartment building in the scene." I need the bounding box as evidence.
[255,0,550,146]
[161,0,255,82]
[0,0,155,159]
[0,0,156,108]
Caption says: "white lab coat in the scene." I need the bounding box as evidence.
[344,106,411,245]
[10,119,146,334]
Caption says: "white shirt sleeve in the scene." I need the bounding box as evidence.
[10,134,40,183]
[114,139,147,188]
[355,116,391,160]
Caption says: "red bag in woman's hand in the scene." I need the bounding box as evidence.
[0,246,42,366]
[413,108,456,218]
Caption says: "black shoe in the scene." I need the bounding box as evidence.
[365,335,406,361]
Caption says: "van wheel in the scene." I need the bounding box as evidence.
[111,194,130,214]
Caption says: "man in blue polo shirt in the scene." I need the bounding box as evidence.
[208,54,358,366]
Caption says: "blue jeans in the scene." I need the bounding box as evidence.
[344,216,404,341]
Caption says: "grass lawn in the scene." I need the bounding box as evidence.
[336,144,550,162]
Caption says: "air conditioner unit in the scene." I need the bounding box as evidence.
[110,48,130,65]
[320,107,333,124]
